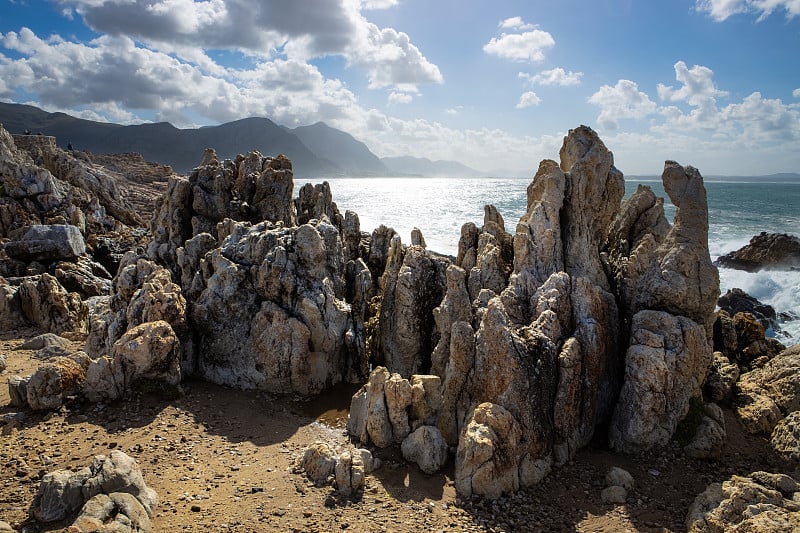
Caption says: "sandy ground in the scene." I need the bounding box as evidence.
[0,327,792,532]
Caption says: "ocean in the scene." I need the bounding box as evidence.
[297,176,800,342]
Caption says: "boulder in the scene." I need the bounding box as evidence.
[300,442,337,486]
[31,450,157,526]
[401,425,449,474]
[684,403,727,459]
[54,256,113,298]
[703,352,740,403]
[605,467,635,491]
[18,273,88,334]
[601,485,628,505]
[770,410,800,465]
[26,353,91,411]
[335,449,365,496]
[71,492,151,533]
[455,403,522,498]
[718,288,780,332]
[4,224,85,262]
[686,472,800,532]
[609,310,712,453]
[716,232,800,272]
[17,333,71,351]
[7,375,28,407]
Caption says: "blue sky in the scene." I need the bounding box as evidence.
[1,0,799,175]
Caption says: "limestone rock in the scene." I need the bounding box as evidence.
[54,256,113,298]
[401,425,449,475]
[716,232,800,272]
[770,410,800,465]
[18,273,88,334]
[609,310,712,453]
[71,492,151,533]
[684,403,727,459]
[703,352,740,403]
[32,450,157,526]
[410,374,441,428]
[26,353,91,411]
[300,442,337,486]
[377,239,448,377]
[735,345,800,434]
[518,454,552,487]
[335,449,365,496]
[686,472,800,532]
[296,181,342,227]
[4,224,85,262]
[7,375,28,407]
[455,403,522,499]
[384,372,412,443]
[17,332,71,351]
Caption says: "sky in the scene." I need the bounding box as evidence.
[1,0,799,176]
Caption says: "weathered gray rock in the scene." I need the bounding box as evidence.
[7,375,28,407]
[32,450,157,526]
[684,403,727,459]
[384,372,412,443]
[601,485,628,504]
[4,224,85,262]
[605,467,635,491]
[455,402,522,498]
[609,310,712,453]
[18,273,88,334]
[704,352,740,403]
[17,333,71,351]
[770,410,800,465]
[401,425,449,474]
[335,448,365,496]
[71,492,152,533]
[300,442,337,486]
[686,472,800,532]
[54,256,113,298]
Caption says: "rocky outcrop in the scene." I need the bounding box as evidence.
[718,288,780,332]
[771,411,800,466]
[344,127,720,498]
[26,352,91,411]
[735,344,800,434]
[32,450,157,530]
[17,273,88,334]
[686,471,800,532]
[684,403,726,459]
[147,150,297,275]
[716,232,800,272]
[401,425,449,474]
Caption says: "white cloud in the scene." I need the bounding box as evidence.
[516,91,541,109]
[657,61,727,106]
[519,67,583,87]
[793,88,800,98]
[445,105,463,115]
[588,79,658,130]
[499,16,536,31]
[56,0,442,91]
[697,0,800,21]
[388,91,412,104]
[483,20,554,62]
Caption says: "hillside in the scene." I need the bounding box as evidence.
[381,155,483,177]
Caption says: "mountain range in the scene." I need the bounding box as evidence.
[0,103,484,178]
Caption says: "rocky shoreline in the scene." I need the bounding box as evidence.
[1,123,799,531]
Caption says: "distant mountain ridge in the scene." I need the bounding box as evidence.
[0,102,481,178]
[381,155,483,177]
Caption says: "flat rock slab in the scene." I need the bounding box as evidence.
[5,224,85,262]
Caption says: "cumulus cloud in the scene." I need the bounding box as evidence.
[445,106,463,115]
[793,88,800,98]
[483,18,554,62]
[657,61,727,105]
[499,16,536,31]
[516,91,541,109]
[696,0,800,21]
[519,67,583,87]
[388,91,412,104]
[588,79,658,130]
[56,0,442,90]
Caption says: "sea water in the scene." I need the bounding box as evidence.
[297,176,800,341]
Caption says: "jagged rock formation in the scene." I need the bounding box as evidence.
[686,471,799,532]
[716,232,800,272]
[348,126,720,498]
[718,288,780,332]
